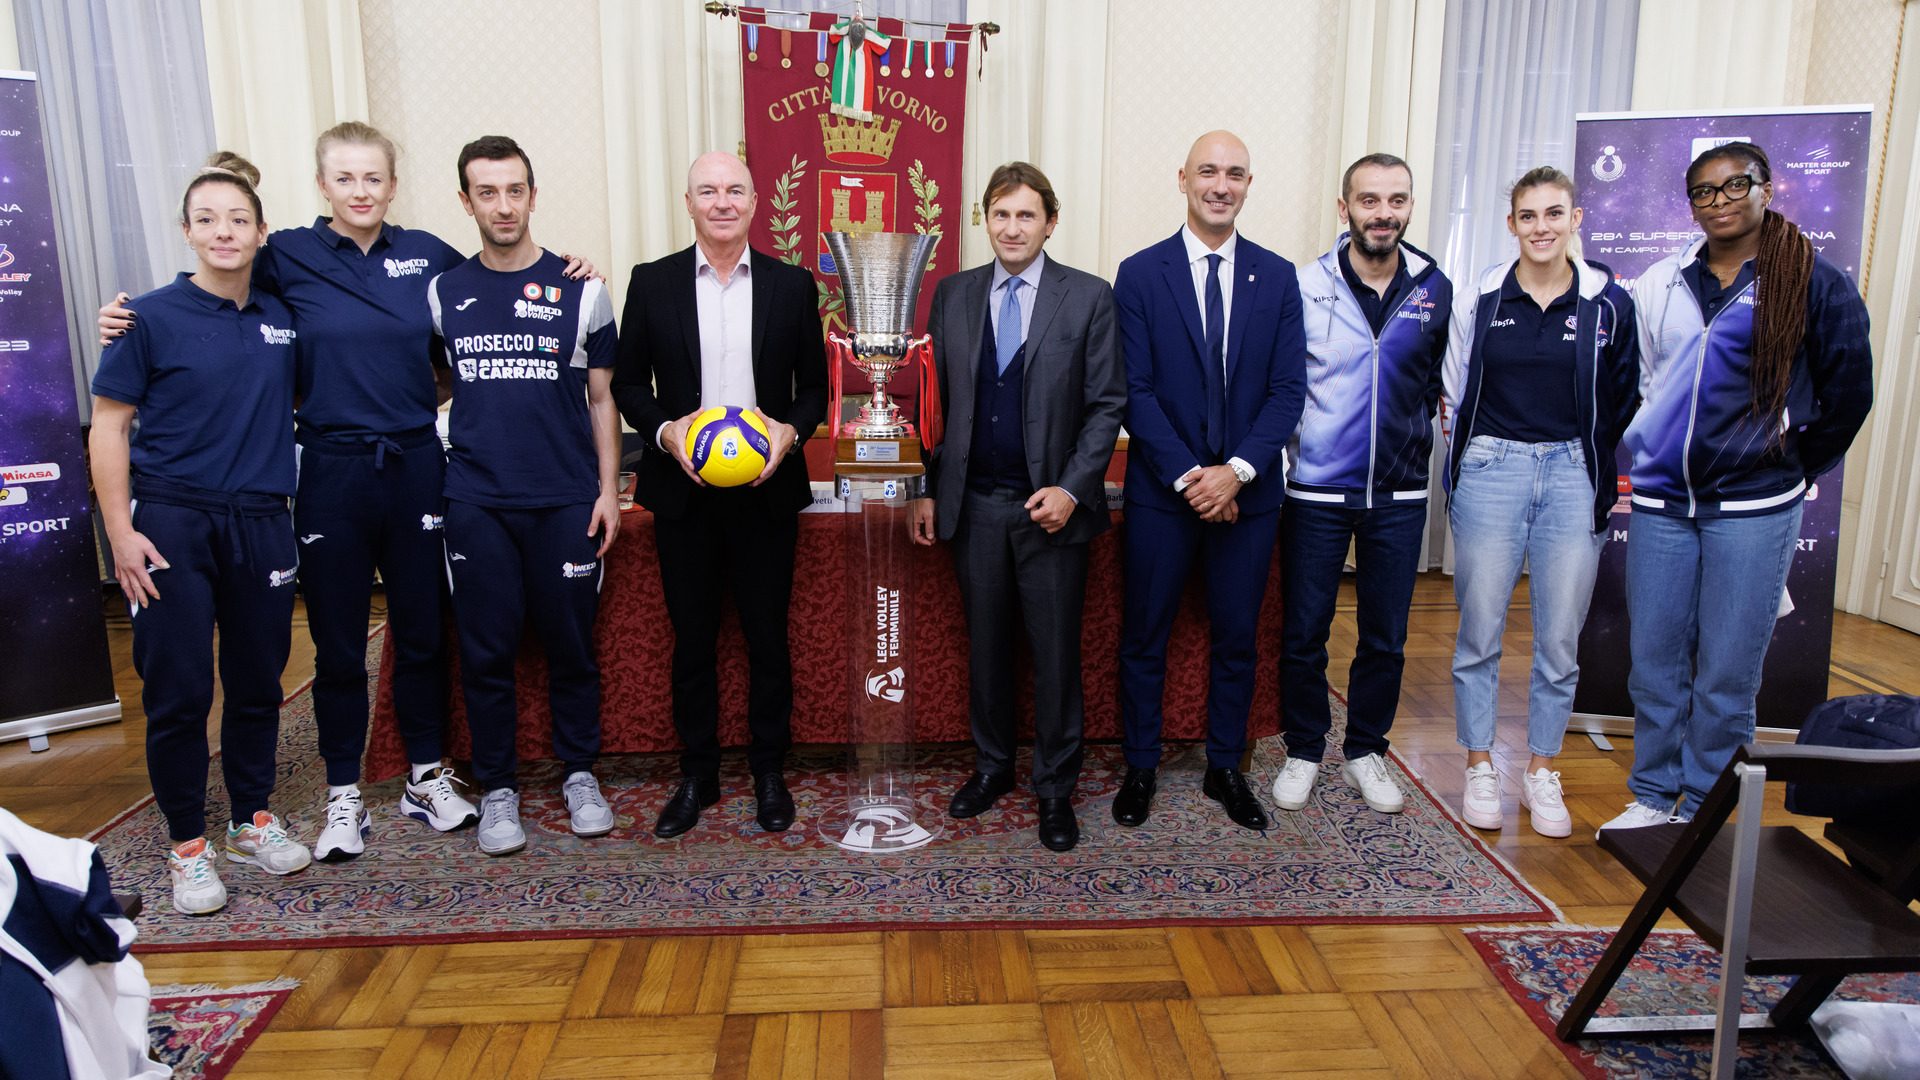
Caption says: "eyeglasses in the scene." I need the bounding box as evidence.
[1687,174,1762,208]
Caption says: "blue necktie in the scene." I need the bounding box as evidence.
[1203,253,1226,456]
[996,278,1024,374]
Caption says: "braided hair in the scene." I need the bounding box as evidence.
[1687,141,1813,425]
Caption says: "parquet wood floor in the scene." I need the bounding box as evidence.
[7,575,1916,1077]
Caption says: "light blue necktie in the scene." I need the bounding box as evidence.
[995,277,1024,374]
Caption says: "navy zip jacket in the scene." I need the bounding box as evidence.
[1287,234,1452,507]
[1622,238,1872,519]
[1441,257,1639,533]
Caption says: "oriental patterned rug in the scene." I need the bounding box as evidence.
[1467,926,1920,1079]
[92,628,1553,951]
[147,979,296,1080]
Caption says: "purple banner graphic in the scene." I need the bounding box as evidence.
[1572,106,1872,731]
[0,73,118,729]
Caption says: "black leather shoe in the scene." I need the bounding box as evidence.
[654,775,720,838]
[754,772,795,832]
[1112,766,1156,827]
[1203,767,1270,831]
[1037,797,1079,852]
[949,771,1015,818]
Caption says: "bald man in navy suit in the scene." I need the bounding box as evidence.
[1112,131,1308,832]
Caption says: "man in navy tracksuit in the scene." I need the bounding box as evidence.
[1271,154,1452,816]
[428,136,622,856]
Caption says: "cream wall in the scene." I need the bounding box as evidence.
[360,0,614,279]
[1097,0,1447,274]
[0,0,18,71]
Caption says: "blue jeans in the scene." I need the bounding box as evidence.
[1279,498,1427,762]
[1625,502,1803,814]
[1450,437,1607,758]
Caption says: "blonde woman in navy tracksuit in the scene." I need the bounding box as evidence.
[89,153,311,916]
[1441,167,1637,839]
[1601,142,1873,831]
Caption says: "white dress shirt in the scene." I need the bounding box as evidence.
[1174,225,1256,489]
[1181,224,1236,361]
[989,250,1046,342]
[658,245,757,450]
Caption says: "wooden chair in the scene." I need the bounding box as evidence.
[1557,742,1920,1079]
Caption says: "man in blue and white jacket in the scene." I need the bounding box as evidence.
[1270,154,1452,815]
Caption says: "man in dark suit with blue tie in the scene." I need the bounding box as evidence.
[910,162,1125,852]
[1113,130,1308,831]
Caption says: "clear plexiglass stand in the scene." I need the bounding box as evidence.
[820,469,941,853]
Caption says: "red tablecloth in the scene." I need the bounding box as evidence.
[366,506,1282,780]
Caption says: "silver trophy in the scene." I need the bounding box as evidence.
[821,231,939,853]
[826,231,937,438]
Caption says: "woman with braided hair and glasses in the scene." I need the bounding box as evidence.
[1600,141,1874,832]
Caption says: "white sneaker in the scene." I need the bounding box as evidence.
[562,771,614,837]
[167,838,227,916]
[1596,801,1678,837]
[1271,757,1319,811]
[314,788,371,862]
[1340,753,1406,814]
[401,766,480,832]
[1522,768,1573,838]
[225,811,313,875]
[477,788,526,856]
[1461,762,1502,830]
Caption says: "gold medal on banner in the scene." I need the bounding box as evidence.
[780,29,792,68]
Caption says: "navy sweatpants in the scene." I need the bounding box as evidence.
[296,430,448,785]
[129,496,297,842]
[444,500,603,791]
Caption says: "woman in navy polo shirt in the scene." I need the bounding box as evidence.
[1440,166,1637,839]
[1604,142,1873,831]
[89,152,310,915]
[103,124,595,863]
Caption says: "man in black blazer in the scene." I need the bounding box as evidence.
[909,162,1125,851]
[611,151,828,838]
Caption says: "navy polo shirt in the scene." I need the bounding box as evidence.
[91,274,298,496]
[258,218,464,440]
[1473,265,1581,444]
[429,250,617,509]
[1682,256,1756,322]
[1338,245,1412,336]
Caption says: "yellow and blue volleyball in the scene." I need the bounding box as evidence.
[685,406,771,488]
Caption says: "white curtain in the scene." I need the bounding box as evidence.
[198,0,367,235]
[960,0,1107,272]
[1630,0,1817,110]
[1422,0,1641,569]
[14,0,217,414]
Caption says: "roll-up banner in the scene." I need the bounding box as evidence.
[0,71,121,742]
[1571,105,1873,733]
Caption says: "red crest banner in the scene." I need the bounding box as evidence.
[737,8,970,355]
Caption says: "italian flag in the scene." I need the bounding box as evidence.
[829,21,892,121]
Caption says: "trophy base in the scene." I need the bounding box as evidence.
[820,795,942,853]
[836,424,924,472]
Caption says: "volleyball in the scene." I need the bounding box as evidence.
[685,406,771,488]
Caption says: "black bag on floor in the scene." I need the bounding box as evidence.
[1785,693,1920,821]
